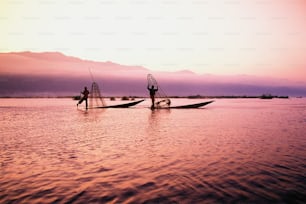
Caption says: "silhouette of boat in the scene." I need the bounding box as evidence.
[155,100,214,109]
[147,74,214,109]
[73,95,81,100]
[78,82,144,109]
[260,94,273,99]
[92,99,144,109]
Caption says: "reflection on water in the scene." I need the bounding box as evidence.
[0,98,306,203]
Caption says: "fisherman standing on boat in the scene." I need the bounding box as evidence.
[77,86,90,109]
[147,85,158,109]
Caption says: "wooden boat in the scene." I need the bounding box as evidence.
[166,100,214,109]
[78,82,144,109]
[151,100,214,109]
[92,99,144,109]
[147,74,214,109]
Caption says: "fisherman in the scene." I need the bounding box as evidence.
[77,86,90,109]
[147,85,158,109]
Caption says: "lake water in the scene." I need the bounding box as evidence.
[0,98,305,203]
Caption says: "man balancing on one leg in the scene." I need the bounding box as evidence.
[147,85,158,109]
[77,86,90,109]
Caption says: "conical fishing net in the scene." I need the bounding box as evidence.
[89,82,106,108]
[147,74,171,108]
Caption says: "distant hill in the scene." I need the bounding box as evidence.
[0,51,305,97]
[0,51,147,76]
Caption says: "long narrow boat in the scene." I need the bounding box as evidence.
[151,100,214,109]
[92,99,144,109]
[147,74,214,109]
[78,81,144,109]
[167,100,214,109]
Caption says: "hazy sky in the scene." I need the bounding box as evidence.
[1,0,306,81]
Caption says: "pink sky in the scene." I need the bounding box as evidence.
[0,0,306,82]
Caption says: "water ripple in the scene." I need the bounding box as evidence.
[1,98,306,203]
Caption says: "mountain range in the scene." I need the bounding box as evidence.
[0,51,305,97]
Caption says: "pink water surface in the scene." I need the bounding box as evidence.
[0,98,305,203]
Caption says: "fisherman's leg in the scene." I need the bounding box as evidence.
[85,99,88,109]
[78,97,84,105]
[150,96,154,107]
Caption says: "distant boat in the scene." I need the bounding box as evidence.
[121,96,129,101]
[277,96,289,99]
[260,94,289,99]
[72,95,81,100]
[260,94,274,99]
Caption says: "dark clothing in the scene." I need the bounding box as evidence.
[82,89,90,99]
[147,86,158,108]
[78,88,90,109]
[78,97,88,108]
[148,86,158,96]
